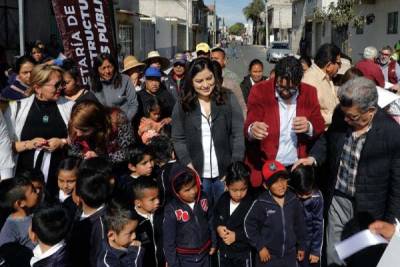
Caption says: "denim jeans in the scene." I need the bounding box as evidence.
[201,177,225,207]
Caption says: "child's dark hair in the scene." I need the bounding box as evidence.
[58,157,80,175]
[105,200,139,234]
[0,176,34,211]
[61,59,80,83]
[148,135,174,164]
[76,169,111,208]
[144,97,162,118]
[31,205,71,246]
[132,177,159,200]
[290,165,315,194]
[225,161,250,186]
[128,145,152,166]
[17,169,45,185]
[79,157,113,182]
[172,169,197,193]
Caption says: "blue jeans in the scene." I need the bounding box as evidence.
[201,177,225,207]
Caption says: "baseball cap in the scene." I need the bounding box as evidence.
[262,160,289,186]
[173,53,187,65]
[144,67,161,78]
[363,46,378,59]
[196,42,210,54]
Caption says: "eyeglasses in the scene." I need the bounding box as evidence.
[380,52,391,56]
[343,111,368,122]
[44,80,65,90]
[275,84,298,95]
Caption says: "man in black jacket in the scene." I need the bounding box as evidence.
[295,77,400,267]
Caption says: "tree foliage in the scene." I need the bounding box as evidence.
[243,0,265,44]
[229,23,245,36]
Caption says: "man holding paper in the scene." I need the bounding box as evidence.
[294,77,400,266]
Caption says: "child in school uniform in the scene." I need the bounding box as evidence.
[290,165,324,267]
[244,160,306,267]
[56,158,80,218]
[68,169,111,267]
[148,135,177,207]
[214,162,254,267]
[163,163,217,267]
[132,177,163,267]
[98,201,144,267]
[29,205,72,267]
[0,176,39,250]
[114,146,154,203]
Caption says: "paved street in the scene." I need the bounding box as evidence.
[225,43,275,83]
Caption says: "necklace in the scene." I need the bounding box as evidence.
[34,98,50,124]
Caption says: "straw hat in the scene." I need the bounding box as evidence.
[143,51,170,70]
[122,56,145,73]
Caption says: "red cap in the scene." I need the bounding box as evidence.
[262,160,288,185]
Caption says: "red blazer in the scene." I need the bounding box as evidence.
[355,59,385,87]
[244,79,325,187]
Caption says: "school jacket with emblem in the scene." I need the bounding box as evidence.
[244,190,306,257]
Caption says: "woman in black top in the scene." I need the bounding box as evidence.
[4,64,74,197]
[240,59,266,104]
[171,57,245,205]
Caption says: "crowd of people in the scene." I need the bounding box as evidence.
[0,39,400,267]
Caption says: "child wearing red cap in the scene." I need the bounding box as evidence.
[244,160,306,267]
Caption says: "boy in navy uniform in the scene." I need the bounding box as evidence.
[98,201,144,267]
[245,160,306,267]
[163,163,217,267]
[29,205,72,267]
[68,169,111,267]
[132,177,163,267]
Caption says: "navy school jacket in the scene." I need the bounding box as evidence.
[163,164,217,267]
[214,191,253,258]
[244,190,306,256]
[133,209,164,267]
[32,244,71,267]
[97,240,144,267]
[67,207,107,267]
[301,190,324,257]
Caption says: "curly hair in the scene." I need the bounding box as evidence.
[181,57,227,112]
[274,56,304,86]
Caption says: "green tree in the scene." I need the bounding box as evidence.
[229,23,245,36]
[243,0,265,45]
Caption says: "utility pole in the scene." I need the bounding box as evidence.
[18,0,25,55]
[265,0,269,48]
[186,0,190,50]
[213,0,217,46]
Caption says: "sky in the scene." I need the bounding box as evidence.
[203,0,250,26]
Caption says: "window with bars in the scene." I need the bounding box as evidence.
[388,12,398,34]
[118,24,134,57]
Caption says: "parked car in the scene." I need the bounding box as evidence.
[266,42,293,63]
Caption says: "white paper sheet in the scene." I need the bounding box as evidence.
[377,232,400,267]
[335,230,388,260]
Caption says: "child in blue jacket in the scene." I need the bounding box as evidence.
[245,160,306,267]
[163,163,217,267]
[290,165,324,267]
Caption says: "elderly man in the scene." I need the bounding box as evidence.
[377,45,400,92]
[244,56,325,187]
[356,46,385,88]
[295,77,400,267]
[302,43,341,128]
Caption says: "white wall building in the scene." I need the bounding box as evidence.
[348,0,400,62]
[267,0,293,44]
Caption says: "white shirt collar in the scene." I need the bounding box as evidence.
[250,77,256,86]
[81,205,105,220]
[58,190,70,203]
[134,207,154,222]
[30,241,65,266]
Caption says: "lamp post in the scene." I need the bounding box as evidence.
[18,0,25,55]
[265,0,269,48]
[186,0,190,50]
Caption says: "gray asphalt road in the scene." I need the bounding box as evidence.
[225,43,275,83]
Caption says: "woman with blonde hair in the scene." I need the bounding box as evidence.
[4,64,74,196]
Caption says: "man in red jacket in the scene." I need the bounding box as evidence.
[244,56,325,187]
[355,46,385,87]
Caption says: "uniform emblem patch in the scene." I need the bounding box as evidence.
[175,209,190,222]
[200,199,208,212]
